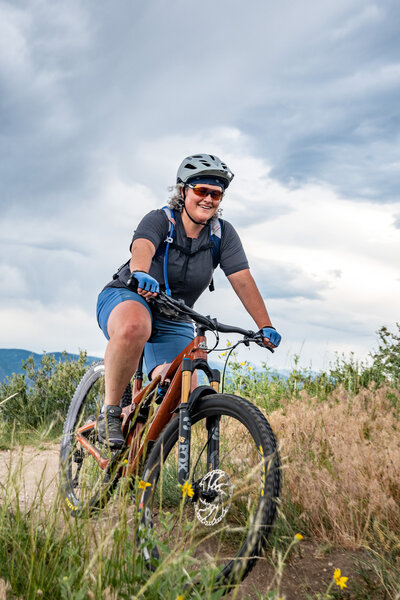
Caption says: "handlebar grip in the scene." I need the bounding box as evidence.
[126,275,138,292]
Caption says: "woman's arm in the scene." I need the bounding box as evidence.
[129,238,156,272]
[129,239,158,298]
[227,269,279,348]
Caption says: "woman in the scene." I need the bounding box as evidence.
[96,153,281,447]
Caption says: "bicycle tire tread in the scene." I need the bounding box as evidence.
[140,392,281,591]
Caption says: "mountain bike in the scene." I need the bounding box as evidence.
[60,291,281,590]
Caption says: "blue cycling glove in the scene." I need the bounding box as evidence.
[262,326,281,348]
[129,271,159,293]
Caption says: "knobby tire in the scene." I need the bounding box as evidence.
[60,361,121,515]
[138,393,281,591]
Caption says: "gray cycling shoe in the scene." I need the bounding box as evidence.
[97,405,124,449]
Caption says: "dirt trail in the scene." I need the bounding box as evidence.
[0,445,371,600]
[0,444,59,510]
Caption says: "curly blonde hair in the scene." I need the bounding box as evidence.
[166,184,223,219]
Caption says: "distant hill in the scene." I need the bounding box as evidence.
[0,349,102,383]
[0,348,292,386]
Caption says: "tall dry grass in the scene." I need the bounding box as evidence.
[270,385,400,548]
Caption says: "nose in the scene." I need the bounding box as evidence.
[203,192,214,200]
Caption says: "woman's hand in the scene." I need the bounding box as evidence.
[128,271,159,299]
[261,326,281,349]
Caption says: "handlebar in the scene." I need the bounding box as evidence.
[125,278,272,350]
[149,291,272,351]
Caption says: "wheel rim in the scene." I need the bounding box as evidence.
[140,405,279,581]
[62,369,120,509]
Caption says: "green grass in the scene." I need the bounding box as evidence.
[0,324,399,598]
[0,468,231,599]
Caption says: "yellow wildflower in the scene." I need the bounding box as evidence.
[227,341,232,347]
[333,568,348,590]
[220,351,227,357]
[240,361,246,366]
[248,366,253,371]
[180,481,194,498]
[295,533,303,541]
[138,480,151,491]
[177,596,185,600]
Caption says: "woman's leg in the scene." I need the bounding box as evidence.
[104,300,152,406]
[151,363,198,390]
[145,317,197,388]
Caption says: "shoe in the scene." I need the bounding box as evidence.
[97,405,124,448]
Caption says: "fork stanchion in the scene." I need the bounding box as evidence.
[178,358,193,487]
[206,415,220,472]
[210,369,220,392]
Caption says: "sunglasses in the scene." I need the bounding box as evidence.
[187,184,224,201]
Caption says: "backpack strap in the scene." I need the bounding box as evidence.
[160,207,223,295]
[209,218,222,269]
[208,218,223,290]
[161,206,176,297]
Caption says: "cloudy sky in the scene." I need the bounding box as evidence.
[1,0,399,371]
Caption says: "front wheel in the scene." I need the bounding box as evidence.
[138,394,281,590]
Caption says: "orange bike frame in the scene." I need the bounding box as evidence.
[74,331,219,477]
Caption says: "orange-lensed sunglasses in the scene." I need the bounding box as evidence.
[187,184,224,201]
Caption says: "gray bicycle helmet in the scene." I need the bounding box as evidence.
[176,154,234,189]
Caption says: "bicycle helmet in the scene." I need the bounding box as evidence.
[177,154,234,189]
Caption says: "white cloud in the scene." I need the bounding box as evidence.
[1,1,400,374]
[330,4,383,40]
[0,264,27,296]
[0,301,104,356]
[2,124,400,370]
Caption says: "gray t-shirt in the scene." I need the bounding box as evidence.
[106,209,249,314]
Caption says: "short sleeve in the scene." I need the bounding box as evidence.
[130,209,169,251]
[219,220,249,276]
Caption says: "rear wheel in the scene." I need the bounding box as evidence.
[60,361,123,515]
[138,394,281,590]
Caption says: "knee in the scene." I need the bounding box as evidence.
[119,320,151,343]
[110,317,151,345]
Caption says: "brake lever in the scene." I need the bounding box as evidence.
[253,334,275,353]
[149,294,181,319]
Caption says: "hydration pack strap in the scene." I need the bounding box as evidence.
[162,207,176,297]
[161,206,222,295]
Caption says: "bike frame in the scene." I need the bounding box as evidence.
[74,325,221,480]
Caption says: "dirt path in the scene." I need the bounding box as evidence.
[0,443,59,511]
[0,445,375,599]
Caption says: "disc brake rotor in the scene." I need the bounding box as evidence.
[194,469,233,526]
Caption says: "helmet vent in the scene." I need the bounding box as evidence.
[176,153,234,187]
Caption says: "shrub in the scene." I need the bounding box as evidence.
[370,323,400,384]
[0,351,89,436]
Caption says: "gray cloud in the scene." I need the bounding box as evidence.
[213,258,328,300]
[250,260,329,300]
[245,2,400,202]
[1,0,399,367]
[2,0,399,217]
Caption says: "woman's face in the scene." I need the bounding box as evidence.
[182,184,223,223]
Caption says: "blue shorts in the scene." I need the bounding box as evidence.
[96,287,194,375]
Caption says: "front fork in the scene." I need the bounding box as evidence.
[178,358,220,488]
